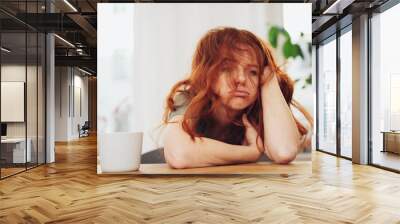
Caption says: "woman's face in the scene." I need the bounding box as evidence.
[213,50,260,111]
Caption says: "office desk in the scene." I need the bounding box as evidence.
[99,161,311,175]
[381,131,400,154]
[1,138,31,163]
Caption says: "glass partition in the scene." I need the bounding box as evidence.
[38,32,45,165]
[27,30,38,169]
[0,1,46,179]
[317,36,337,154]
[1,31,28,177]
[26,0,42,169]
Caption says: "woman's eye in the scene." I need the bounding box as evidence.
[250,70,258,76]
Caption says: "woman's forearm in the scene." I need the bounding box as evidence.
[163,122,261,169]
[261,75,300,163]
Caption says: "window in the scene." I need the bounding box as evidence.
[339,29,352,158]
[370,3,400,171]
[317,37,337,154]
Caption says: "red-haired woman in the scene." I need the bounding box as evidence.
[162,27,313,169]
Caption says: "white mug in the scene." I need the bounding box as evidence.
[99,132,143,173]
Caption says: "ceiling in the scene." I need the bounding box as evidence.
[0,0,394,75]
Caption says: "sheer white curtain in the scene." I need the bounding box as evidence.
[98,4,135,134]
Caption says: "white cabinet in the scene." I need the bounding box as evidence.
[1,82,25,122]
[1,138,32,163]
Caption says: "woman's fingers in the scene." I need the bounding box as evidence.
[242,113,264,153]
[242,114,251,127]
[261,66,274,84]
[256,136,264,153]
[263,65,272,75]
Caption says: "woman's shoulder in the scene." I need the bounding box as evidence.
[168,91,191,121]
[173,90,191,107]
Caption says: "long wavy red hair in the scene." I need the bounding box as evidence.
[163,27,313,148]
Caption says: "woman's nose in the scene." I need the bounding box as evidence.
[234,68,246,84]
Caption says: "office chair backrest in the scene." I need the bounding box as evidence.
[82,121,90,129]
[1,123,7,137]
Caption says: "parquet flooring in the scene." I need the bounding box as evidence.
[0,135,400,223]
[1,167,25,178]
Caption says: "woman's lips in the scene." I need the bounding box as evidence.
[231,90,250,97]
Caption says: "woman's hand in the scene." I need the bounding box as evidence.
[261,66,275,86]
[242,114,264,154]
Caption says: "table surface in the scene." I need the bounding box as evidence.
[1,138,27,143]
[98,161,311,175]
[381,131,400,134]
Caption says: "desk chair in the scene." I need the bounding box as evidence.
[78,121,90,138]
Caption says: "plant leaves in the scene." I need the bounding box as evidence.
[280,28,291,41]
[268,26,279,48]
[268,25,310,61]
[283,40,293,59]
[305,74,312,85]
[283,40,305,59]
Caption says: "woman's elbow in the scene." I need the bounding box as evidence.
[274,152,296,164]
[270,145,298,164]
[164,145,190,169]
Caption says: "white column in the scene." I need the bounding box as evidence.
[46,33,55,163]
[45,0,56,163]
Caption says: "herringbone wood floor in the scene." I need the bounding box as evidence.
[1,135,400,223]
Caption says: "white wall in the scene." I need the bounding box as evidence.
[55,66,68,141]
[1,65,26,130]
[55,67,89,141]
